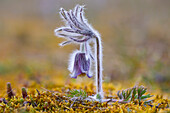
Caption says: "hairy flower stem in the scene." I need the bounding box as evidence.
[95,36,103,98]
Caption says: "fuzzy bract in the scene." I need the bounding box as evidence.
[54,5,97,46]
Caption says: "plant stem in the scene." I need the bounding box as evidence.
[95,36,103,97]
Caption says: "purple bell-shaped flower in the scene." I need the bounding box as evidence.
[69,51,92,79]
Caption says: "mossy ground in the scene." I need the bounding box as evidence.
[0,74,169,113]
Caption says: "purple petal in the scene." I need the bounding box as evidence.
[71,53,83,78]
[78,53,90,72]
[71,67,82,78]
[71,52,91,78]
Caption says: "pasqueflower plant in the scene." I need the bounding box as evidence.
[54,5,103,99]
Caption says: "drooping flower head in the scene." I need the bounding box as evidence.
[69,51,92,78]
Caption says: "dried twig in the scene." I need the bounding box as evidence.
[7,82,15,99]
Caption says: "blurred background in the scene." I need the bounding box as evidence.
[0,0,169,93]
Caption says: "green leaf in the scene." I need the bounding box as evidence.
[124,96,131,101]
[134,95,138,99]
[127,89,132,98]
[131,87,136,101]
[68,89,87,98]
[96,94,102,102]
[117,91,122,99]
[122,90,126,99]
[141,88,147,96]
[141,94,153,100]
